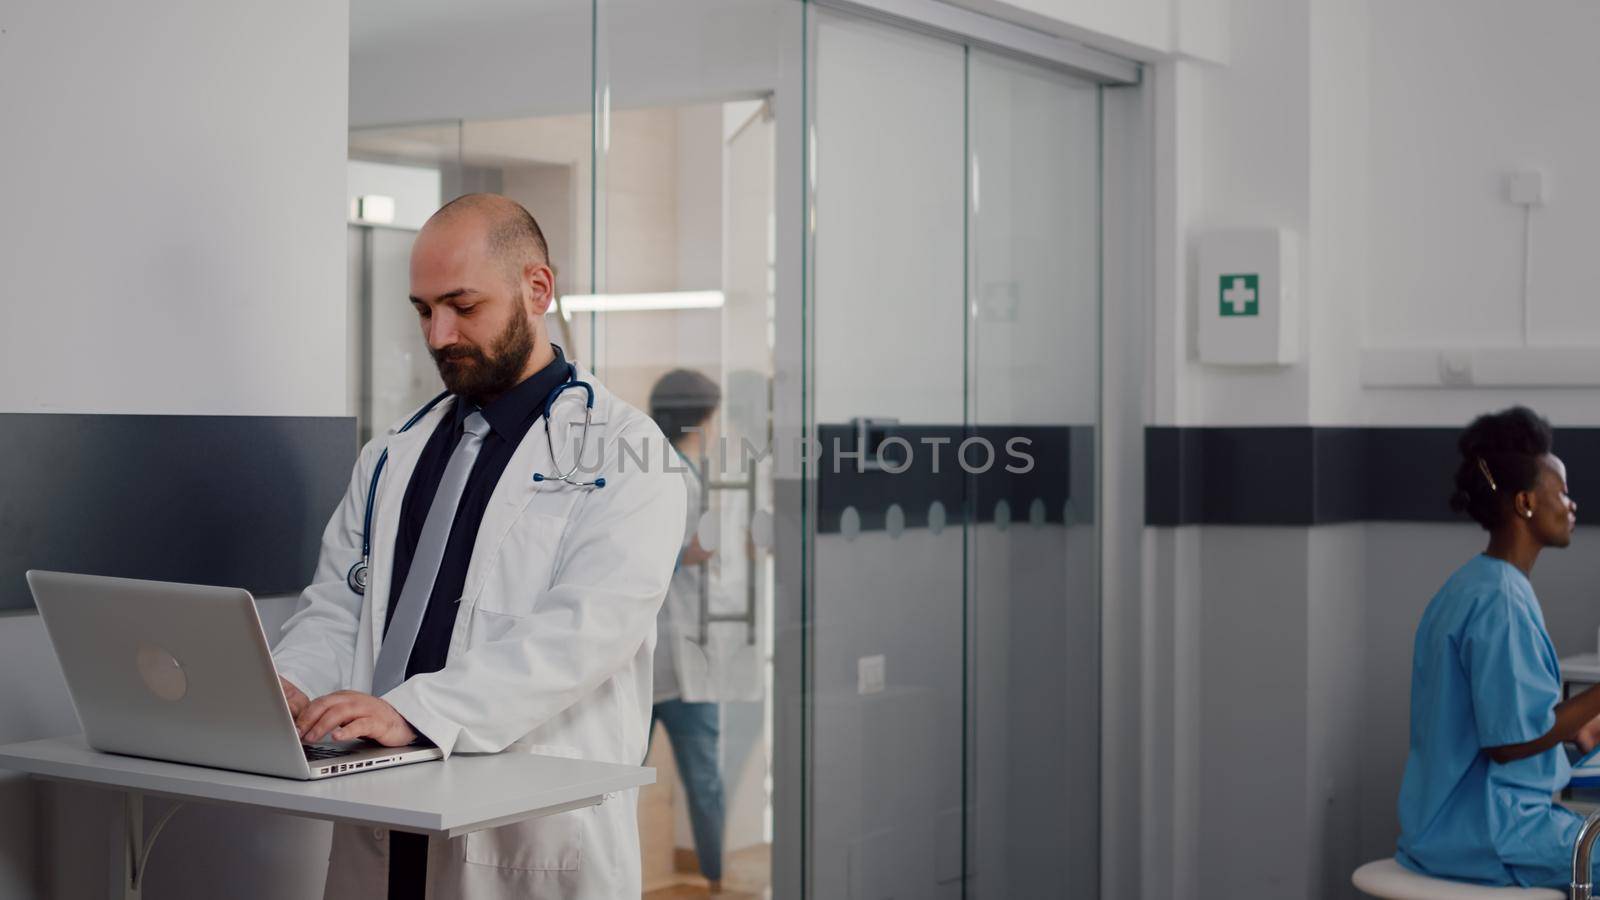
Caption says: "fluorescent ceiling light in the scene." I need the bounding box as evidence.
[559,291,724,318]
[350,194,396,225]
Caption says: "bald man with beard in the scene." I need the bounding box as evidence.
[273,194,684,900]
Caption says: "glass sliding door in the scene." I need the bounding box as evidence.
[807,12,968,899]
[800,8,1104,897]
[966,49,1101,898]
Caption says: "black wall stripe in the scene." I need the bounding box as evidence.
[1146,426,1600,527]
[815,424,1089,534]
[1,414,356,610]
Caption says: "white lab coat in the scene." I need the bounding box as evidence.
[654,463,762,704]
[273,365,685,900]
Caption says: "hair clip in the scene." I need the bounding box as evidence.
[1477,458,1499,492]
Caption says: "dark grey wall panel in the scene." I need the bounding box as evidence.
[815,424,1087,534]
[1146,425,1600,526]
[0,414,357,610]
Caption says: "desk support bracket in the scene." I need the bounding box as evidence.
[113,791,184,900]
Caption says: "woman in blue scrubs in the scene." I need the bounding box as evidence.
[1398,406,1587,887]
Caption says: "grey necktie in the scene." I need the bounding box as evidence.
[371,410,490,696]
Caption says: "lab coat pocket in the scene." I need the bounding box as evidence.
[463,743,586,872]
[475,509,569,617]
[467,606,528,645]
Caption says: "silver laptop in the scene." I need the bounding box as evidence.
[26,570,443,780]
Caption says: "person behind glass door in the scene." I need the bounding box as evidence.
[648,368,730,893]
[1396,405,1597,888]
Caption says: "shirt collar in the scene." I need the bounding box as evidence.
[456,343,569,438]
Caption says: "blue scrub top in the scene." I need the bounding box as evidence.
[1397,554,1584,888]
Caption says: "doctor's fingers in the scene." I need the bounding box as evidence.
[332,717,383,743]
[297,695,376,741]
[294,691,348,732]
[295,689,372,725]
[300,704,368,743]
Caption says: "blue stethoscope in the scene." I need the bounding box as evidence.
[346,363,606,595]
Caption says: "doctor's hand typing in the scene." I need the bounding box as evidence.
[296,690,419,747]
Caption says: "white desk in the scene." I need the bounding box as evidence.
[0,735,654,899]
[1560,656,1600,814]
[1565,653,1600,692]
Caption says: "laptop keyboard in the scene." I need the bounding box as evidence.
[303,746,352,761]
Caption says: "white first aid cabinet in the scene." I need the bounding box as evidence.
[1197,227,1300,365]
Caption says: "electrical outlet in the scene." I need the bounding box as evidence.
[1507,170,1546,207]
[1437,350,1473,386]
[857,654,885,695]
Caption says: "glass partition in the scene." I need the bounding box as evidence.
[587,2,791,893]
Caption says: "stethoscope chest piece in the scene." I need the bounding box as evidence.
[347,559,369,595]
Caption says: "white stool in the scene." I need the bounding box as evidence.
[1352,858,1564,899]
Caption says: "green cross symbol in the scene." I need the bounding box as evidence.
[1220,274,1259,317]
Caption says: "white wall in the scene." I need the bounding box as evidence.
[0,0,348,418]
[1359,0,1600,426]
[1133,1,1600,897]
[1143,0,1600,430]
[1368,1,1600,351]
[1150,0,1312,428]
[1147,0,1600,429]
[0,0,348,895]
[1134,0,1376,891]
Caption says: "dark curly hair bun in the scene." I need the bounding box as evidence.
[1451,406,1553,530]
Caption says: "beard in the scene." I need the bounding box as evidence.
[431,310,535,402]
